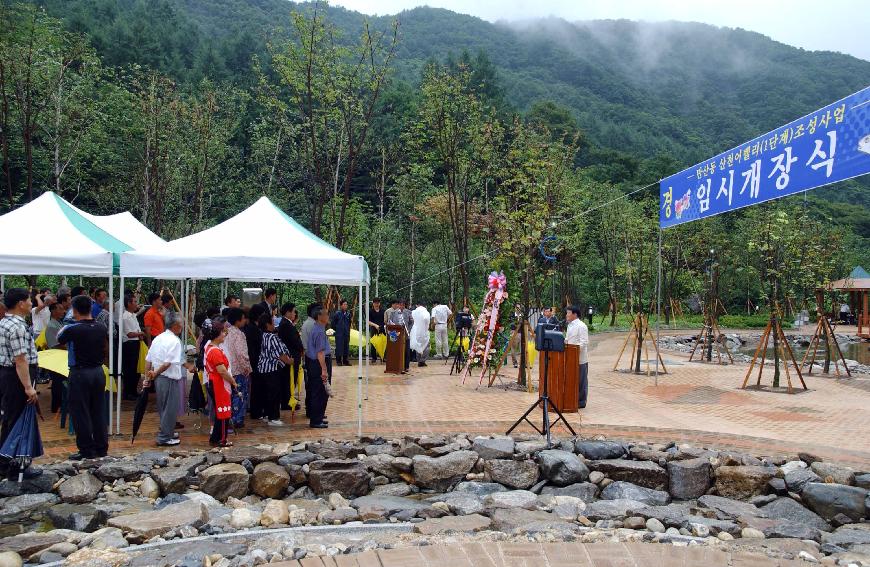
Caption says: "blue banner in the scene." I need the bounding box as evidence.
[660,86,870,228]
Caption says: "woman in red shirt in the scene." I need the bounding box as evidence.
[204,318,237,447]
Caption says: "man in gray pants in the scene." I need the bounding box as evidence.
[143,312,188,446]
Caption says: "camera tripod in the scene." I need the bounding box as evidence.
[447,329,468,375]
[506,348,576,447]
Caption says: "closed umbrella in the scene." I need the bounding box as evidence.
[0,404,44,482]
[130,388,150,445]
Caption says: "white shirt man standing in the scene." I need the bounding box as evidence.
[430,301,452,359]
[565,305,590,409]
[143,311,190,446]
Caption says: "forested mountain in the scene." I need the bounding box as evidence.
[3,0,868,313]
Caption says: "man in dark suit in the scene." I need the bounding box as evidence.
[330,300,352,366]
[277,303,303,410]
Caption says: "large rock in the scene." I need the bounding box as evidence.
[601,481,670,506]
[785,468,822,493]
[434,492,485,516]
[636,502,696,527]
[668,459,711,500]
[541,482,598,503]
[150,467,189,495]
[175,454,207,474]
[46,503,107,532]
[221,445,276,465]
[351,495,430,518]
[575,440,627,460]
[251,462,291,499]
[308,459,370,497]
[94,460,150,482]
[108,501,208,540]
[760,497,832,532]
[77,526,128,550]
[802,483,868,522]
[810,462,856,486]
[855,473,870,490]
[697,495,766,520]
[588,459,668,490]
[583,499,648,521]
[58,472,103,504]
[679,515,742,537]
[0,493,59,523]
[0,471,58,497]
[412,451,478,491]
[0,551,20,567]
[488,508,567,533]
[278,451,320,467]
[485,459,539,490]
[0,532,65,558]
[283,498,330,524]
[198,463,250,502]
[822,528,870,549]
[364,453,401,482]
[740,516,822,542]
[484,490,538,510]
[454,481,507,497]
[714,465,777,499]
[538,450,589,486]
[471,436,515,460]
[415,514,492,535]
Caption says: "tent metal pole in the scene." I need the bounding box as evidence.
[357,284,363,438]
[1,275,4,291]
[365,284,370,401]
[655,227,662,386]
[108,275,114,437]
[117,275,124,435]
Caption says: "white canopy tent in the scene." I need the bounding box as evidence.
[121,196,371,435]
[76,210,166,250]
[122,196,368,285]
[0,191,134,434]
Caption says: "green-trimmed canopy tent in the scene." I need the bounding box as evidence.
[120,196,372,434]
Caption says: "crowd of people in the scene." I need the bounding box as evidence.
[0,281,591,478]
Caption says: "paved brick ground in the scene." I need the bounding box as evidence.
[37,330,870,467]
[267,542,810,566]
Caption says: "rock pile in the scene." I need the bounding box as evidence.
[0,435,868,566]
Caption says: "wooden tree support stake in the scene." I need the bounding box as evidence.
[613,312,667,376]
[801,295,851,377]
[741,314,807,393]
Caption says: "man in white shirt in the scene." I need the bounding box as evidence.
[410,301,431,367]
[430,300,452,359]
[143,312,189,446]
[120,295,145,400]
[565,305,590,408]
[31,290,53,334]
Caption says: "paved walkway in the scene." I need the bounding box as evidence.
[38,331,870,467]
[269,542,810,566]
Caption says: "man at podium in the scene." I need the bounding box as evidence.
[565,306,590,408]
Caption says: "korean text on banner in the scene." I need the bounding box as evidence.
[660,86,870,228]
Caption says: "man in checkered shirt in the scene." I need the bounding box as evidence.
[0,287,42,479]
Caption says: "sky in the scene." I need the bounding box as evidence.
[330,0,870,62]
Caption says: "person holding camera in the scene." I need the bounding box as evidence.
[565,305,590,408]
[430,300,452,359]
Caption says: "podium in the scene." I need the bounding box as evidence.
[385,324,406,374]
[538,344,580,413]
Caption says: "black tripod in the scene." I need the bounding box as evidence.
[447,329,468,375]
[506,344,577,447]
